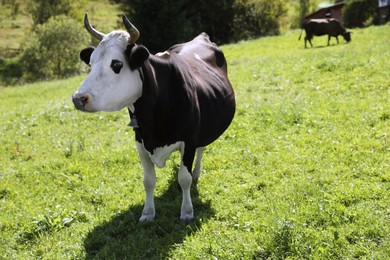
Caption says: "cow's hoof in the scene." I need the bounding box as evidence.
[180,213,195,222]
[139,214,155,222]
[192,169,200,181]
[192,176,199,185]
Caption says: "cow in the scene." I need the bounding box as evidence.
[298,18,351,48]
[72,14,235,222]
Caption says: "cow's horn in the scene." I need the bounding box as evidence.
[84,13,105,41]
[122,14,139,43]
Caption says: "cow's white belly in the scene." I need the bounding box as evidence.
[146,141,183,168]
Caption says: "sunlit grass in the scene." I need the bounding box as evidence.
[0,24,389,259]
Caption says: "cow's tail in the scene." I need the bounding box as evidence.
[298,29,303,41]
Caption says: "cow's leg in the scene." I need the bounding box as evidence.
[305,35,313,48]
[304,36,308,48]
[192,147,205,181]
[328,35,331,45]
[136,142,156,222]
[309,36,313,47]
[336,36,339,44]
[178,162,194,221]
[179,145,196,221]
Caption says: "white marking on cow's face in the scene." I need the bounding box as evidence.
[73,31,142,112]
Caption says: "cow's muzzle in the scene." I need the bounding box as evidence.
[72,93,89,111]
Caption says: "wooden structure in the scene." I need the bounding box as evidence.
[304,0,390,26]
[378,0,390,24]
[303,2,345,23]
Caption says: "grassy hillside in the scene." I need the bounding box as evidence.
[0,0,121,50]
[0,24,389,259]
[0,0,322,52]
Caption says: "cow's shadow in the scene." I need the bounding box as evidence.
[84,171,214,259]
[304,43,340,49]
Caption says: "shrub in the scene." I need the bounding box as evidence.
[29,0,86,26]
[21,16,88,82]
[232,0,286,41]
[120,0,287,52]
[120,0,193,53]
[342,0,377,27]
[29,0,71,25]
[186,0,235,46]
[0,57,23,85]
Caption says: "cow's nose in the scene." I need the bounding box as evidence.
[72,93,89,111]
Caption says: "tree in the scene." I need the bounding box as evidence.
[291,0,320,29]
[120,0,286,52]
[120,0,193,53]
[186,0,235,45]
[1,0,20,19]
[21,16,88,81]
[28,0,85,26]
[342,0,377,27]
[232,0,286,41]
[298,0,310,24]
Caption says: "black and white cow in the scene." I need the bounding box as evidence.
[72,14,235,221]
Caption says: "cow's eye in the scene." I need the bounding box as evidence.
[110,59,123,74]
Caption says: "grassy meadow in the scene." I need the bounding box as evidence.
[1,24,389,259]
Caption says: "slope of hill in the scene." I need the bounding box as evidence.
[0,0,121,51]
[0,16,389,260]
[0,0,327,55]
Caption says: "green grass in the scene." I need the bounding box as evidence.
[1,24,389,259]
[0,0,121,50]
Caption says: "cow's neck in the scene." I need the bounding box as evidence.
[130,55,192,151]
[129,58,169,150]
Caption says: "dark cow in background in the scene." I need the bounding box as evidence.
[299,18,351,48]
[72,14,235,221]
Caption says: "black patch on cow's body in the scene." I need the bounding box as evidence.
[80,46,95,65]
[129,33,235,172]
[110,59,123,74]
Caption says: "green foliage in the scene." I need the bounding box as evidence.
[186,0,235,46]
[121,0,287,52]
[28,0,87,26]
[21,16,88,82]
[0,0,119,86]
[0,24,389,258]
[298,0,310,22]
[0,57,23,85]
[29,0,72,26]
[121,0,193,53]
[342,0,378,27]
[292,0,320,28]
[232,0,286,41]
[1,0,20,19]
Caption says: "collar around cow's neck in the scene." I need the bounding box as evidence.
[127,108,139,128]
[127,66,146,129]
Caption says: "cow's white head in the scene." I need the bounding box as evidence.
[72,14,149,112]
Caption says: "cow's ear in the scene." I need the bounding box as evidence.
[125,44,149,70]
[80,47,95,65]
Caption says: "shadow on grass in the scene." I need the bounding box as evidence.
[84,177,214,259]
[304,43,343,49]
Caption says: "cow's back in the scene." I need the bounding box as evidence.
[169,33,228,73]
[303,19,329,36]
[326,19,345,36]
[303,18,344,37]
